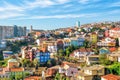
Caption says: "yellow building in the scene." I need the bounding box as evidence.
[90,33,97,44]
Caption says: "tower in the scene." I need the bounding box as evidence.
[30,25,33,32]
[76,21,80,27]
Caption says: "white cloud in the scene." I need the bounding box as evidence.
[0,12,24,19]
[11,13,98,20]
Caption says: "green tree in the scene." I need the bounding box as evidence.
[58,49,64,56]
[108,62,120,75]
[99,54,111,65]
[33,58,39,68]
[15,74,23,80]
[10,75,15,80]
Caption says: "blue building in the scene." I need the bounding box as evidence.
[36,51,50,63]
[99,47,110,54]
[70,38,78,47]
[77,37,85,46]
[3,51,13,59]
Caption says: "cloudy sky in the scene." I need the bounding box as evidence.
[0,0,120,30]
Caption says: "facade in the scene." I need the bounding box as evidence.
[77,37,85,46]
[70,38,78,47]
[8,59,19,68]
[21,47,36,61]
[90,33,97,44]
[109,28,120,38]
[63,38,71,48]
[86,55,100,65]
[36,51,50,63]
[99,47,110,54]
[59,61,78,77]
[0,25,26,40]
[3,51,13,59]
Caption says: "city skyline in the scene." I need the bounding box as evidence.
[0,0,120,30]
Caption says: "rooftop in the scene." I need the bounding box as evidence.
[102,74,120,80]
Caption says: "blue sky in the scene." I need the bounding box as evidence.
[0,0,120,30]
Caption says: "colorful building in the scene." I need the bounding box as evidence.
[90,32,97,44]
[36,51,50,63]
[3,51,13,59]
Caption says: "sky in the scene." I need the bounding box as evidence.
[0,0,120,30]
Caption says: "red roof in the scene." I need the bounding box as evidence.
[102,74,120,80]
[111,28,120,31]
[24,76,40,80]
[109,47,116,52]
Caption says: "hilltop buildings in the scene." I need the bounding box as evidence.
[0,25,26,41]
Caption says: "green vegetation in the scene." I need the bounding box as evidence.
[99,54,111,65]
[108,62,120,75]
[6,40,28,53]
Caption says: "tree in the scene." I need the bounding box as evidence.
[15,74,23,80]
[58,49,64,56]
[116,38,119,47]
[99,54,111,65]
[47,60,52,67]
[108,62,120,75]
[33,59,39,68]
[10,75,15,80]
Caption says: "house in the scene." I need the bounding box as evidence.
[21,47,36,61]
[47,41,57,53]
[71,48,94,62]
[7,59,19,68]
[99,47,110,54]
[107,53,120,62]
[70,37,78,47]
[109,27,120,38]
[76,65,105,80]
[83,65,105,76]
[101,74,120,80]
[86,55,100,65]
[59,61,78,77]
[90,32,97,44]
[3,51,13,59]
[76,71,93,80]
[46,65,59,77]
[63,38,71,48]
[77,37,85,46]
[36,50,50,63]
[57,39,64,50]
[24,76,41,80]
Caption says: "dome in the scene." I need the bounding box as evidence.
[8,59,18,63]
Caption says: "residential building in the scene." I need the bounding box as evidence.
[3,51,13,59]
[21,47,36,61]
[76,21,80,27]
[59,61,78,77]
[90,32,97,44]
[0,25,26,40]
[76,65,105,80]
[63,38,71,48]
[86,55,100,65]
[70,37,78,47]
[46,66,59,77]
[71,48,94,62]
[109,27,120,38]
[107,53,120,62]
[24,76,41,80]
[99,47,110,54]
[57,39,64,50]
[101,74,120,80]
[77,37,85,46]
[7,59,19,68]
[36,51,50,63]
